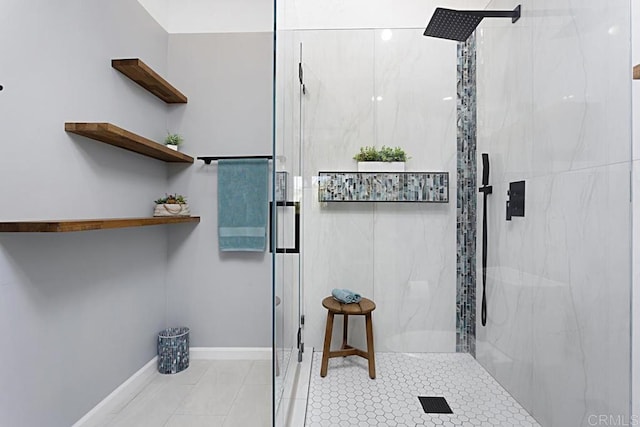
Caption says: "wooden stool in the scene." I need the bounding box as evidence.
[320,296,376,379]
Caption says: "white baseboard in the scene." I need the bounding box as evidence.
[72,356,157,427]
[190,347,272,360]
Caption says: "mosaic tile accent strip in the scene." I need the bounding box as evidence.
[306,352,540,426]
[157,327,190,374]
[275,171,288,202]
[318,172,449,202]
[456,34,477,355]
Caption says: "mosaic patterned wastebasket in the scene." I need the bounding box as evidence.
[157,327,189,374]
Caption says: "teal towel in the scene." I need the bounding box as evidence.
[218,159,269,252]
[331,288,362,304]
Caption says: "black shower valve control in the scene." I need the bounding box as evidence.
[479,185,492,195]
[506,180,525,221]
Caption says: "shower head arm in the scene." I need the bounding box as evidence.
[465,5,521,24]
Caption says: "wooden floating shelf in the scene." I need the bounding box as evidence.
[65,122,194,163]
[0,217,200,233]
[634,65,640,80]
[112,58,187,104]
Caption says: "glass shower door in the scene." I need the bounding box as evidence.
[273,30,305,427]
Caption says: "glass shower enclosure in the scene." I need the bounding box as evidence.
[272,34,305,425]
[271,1,634,426]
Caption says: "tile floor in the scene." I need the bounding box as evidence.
[88,359,272,427]
[84,351,541,427]
[305,352,541,427]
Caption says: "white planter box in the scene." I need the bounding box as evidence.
[166,144,179,151]
[154,203,191,217]
[357,162,405,172]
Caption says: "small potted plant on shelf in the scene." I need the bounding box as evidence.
[353,145,409,172]
[164,133,184,151]
[154,193,191,217]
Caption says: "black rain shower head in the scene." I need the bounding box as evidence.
[424,5,521,42]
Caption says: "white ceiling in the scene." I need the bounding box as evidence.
[137,0,273,33]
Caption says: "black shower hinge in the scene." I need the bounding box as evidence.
[298,63,306,94]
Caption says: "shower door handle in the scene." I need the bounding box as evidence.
[269,201,300,254]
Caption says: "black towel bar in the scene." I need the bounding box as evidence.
[198,155,273,165]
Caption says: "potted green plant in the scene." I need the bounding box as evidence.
[353,146,408,172]
[153,193,191,216]
[164,133,184,151]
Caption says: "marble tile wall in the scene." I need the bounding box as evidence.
[277,0,492,31]
[631,0,640,419]
[475,1,632,425]
[277,29,459,353]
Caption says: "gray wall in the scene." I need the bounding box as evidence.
[166,33,273,347]
[0,1,173,425]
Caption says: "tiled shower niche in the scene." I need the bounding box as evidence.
[318,172,449,202]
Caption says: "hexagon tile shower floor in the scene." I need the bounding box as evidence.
[306,352,539,427]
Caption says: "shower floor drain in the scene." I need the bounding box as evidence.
[418,396,453,414]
